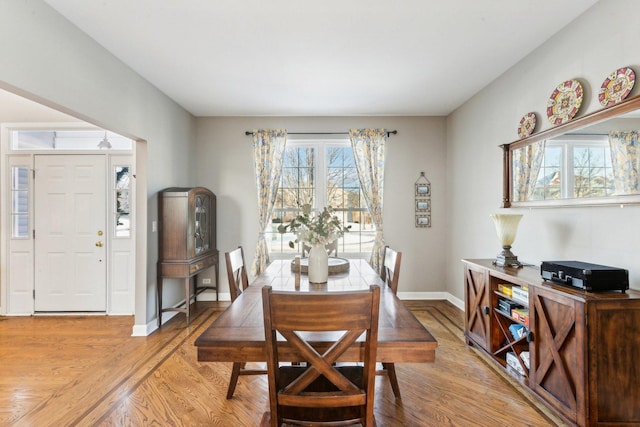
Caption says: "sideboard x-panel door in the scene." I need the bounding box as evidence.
[529,286,586,427]
[464,264,490,351]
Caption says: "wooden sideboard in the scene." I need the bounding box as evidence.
[463,259,640,427]
[157,187,218,327]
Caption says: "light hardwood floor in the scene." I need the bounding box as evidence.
[0,300,567,426]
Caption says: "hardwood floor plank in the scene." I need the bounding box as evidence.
[0,300,568,426]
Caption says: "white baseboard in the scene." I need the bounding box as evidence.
[196,290,231,301]
[446,293,465,311]
[130,291,231,336]
[397,291,464,311]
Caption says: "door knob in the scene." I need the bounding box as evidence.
[95,241,104,247]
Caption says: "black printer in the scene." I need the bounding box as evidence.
[541,260,629,292]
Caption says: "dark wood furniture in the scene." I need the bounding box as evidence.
[226,246,249,303]
[195,259,437,365]
[463,259,640,427]
[381,246,402,295]
[157,187,218,327]
[377,245,403,399]
[260,285,380,427]
[224,246,266,399]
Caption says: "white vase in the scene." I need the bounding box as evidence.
[308,244,329,284]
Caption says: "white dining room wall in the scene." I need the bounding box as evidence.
[446,0,640,300]
[195,116,454,302]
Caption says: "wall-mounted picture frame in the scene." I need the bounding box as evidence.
[416,215,430,228]
[415,172,431,228]
[415,183,431,196]
[415,198,430,212]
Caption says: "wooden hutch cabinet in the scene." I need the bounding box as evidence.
[157,187,218,326]
[463,259,640,427]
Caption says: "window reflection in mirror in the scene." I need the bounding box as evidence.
[513,135,616,202]
[508,98,640,206]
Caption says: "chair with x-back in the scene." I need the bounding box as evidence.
[260,285,380,427]
[224,246,267,399]
[378,245,403,399]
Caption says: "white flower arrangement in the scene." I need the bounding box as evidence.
[277,204,350,247]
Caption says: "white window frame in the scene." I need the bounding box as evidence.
[268,137,371,260]
[545,134,612,199]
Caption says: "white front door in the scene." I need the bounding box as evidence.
[34,155,107,311]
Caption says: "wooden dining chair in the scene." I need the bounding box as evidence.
[378,245,403,399]
[224,246,267,399]
[260,285,380,427]
[301,240,338,258]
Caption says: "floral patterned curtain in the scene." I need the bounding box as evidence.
[251,129,287,275]
[609,130,640,195]
[512,140,545,201]
[349,129,387,274]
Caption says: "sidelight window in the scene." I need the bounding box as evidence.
[11,166,29,238]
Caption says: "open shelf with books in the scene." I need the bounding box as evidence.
[490,279,530,380]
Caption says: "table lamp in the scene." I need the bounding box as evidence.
[490,213,523,268]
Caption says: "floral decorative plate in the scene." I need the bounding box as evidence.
[546,79,583,125]
[598,67,635,108]
[517,112,537,139]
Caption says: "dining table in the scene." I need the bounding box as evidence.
[194,258,438,364]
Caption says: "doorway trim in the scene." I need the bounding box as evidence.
[1,123,136,317]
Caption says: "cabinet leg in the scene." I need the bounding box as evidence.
[215,261,219,301]
[157,278,163,328]
[185,277,191,326]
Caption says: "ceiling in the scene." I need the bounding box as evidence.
[33,1,598,117]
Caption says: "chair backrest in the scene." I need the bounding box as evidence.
[225,246,249,302]
[302,240,338,257]
[262,285,380,427]
[381,246,402,295]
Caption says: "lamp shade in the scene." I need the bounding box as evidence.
[490,214,523,247]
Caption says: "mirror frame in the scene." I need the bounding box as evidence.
[502,93,640,208]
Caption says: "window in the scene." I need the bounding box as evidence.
[266,140,374,257]
[114,166,131,237]
[11,130,133,150]
[11,166,29,238]
[530,135,613,200]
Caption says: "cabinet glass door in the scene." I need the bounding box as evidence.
[194,193,210,254]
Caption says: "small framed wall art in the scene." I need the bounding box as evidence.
[415,199,430,212]
[415,182,431,197]
[415,214,430,228]
[414,172,431,228]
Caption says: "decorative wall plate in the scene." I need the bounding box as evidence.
[598,67,635,107]
[517,112,537,139]
[546,79,583,125]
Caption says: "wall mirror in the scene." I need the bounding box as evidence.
[503,94,640,208]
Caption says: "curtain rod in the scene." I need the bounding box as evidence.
[244,130,398,137]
